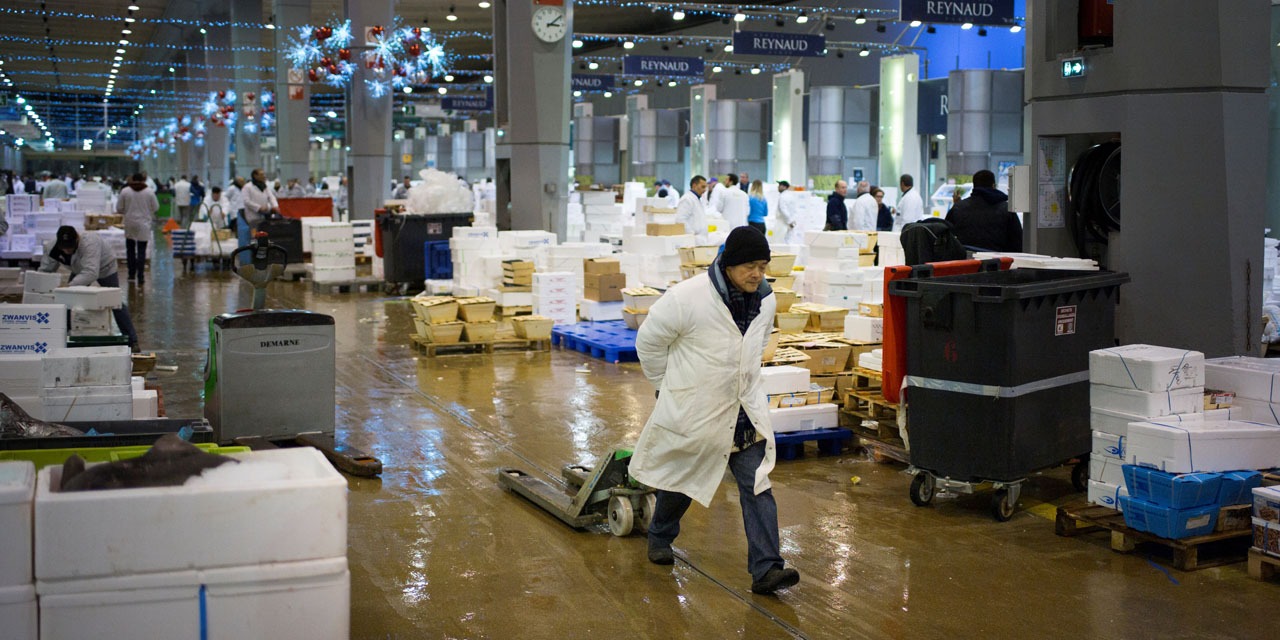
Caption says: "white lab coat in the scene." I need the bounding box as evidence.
[116,185,159,241]
[203,195,232,228]
[631,273,778,507]
[895,187,925,231]
[776,190,801,244]
[849,193,878,231]
[662,187,681,208]
[706,181,726,214]
[173,179,191,208]
[720,188,749,229]
[674,190,707,244]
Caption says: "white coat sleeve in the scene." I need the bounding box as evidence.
[635,292,683,390]
[115,192,126,216]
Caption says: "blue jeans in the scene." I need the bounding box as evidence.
[97,272,139,347]
[236,212,252,265]
[647,440,783,582]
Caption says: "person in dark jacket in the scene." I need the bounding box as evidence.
[873,187,893,232]
[945,170,1022,252]
[824,180,848,231]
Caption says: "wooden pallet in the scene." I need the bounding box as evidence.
[497,305,533,317]
[1263,471,1280,487]
[1055,502,1252,571]
[1249,548,1280,581]
[858,435,909,465]
[851,366,882,392]
[312,277,381,294]
[845,390,898,421]
[411,334,550,356]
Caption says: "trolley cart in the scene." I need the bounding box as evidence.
[498,449,656,537]
[889,265,1129,520]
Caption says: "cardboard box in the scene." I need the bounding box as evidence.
[646,223,687,236]
[794,343,853,376]
[583,258,621,275]
[584,272,626,302]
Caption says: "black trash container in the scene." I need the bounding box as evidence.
[888,268,1130,482]
[258,217,303,264]
[378,212,473,284]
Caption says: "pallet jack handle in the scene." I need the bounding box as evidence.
[230,232,290,310]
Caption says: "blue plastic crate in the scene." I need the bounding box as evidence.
[551,320,638,363]
[1217,470,1262,506]
[774,428,854,460]
[1122,465,1222,509]
[1119,496,1217,539]
[424,240,452,280]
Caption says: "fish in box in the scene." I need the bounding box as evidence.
[1255,517,1280,556]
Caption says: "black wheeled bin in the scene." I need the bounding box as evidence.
[377,212,473,284]
[258,217,304,264]
[888,268,1129,482]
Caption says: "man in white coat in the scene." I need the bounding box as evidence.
[894,173,926,231]
[674,175,708,243]
[719,174,750,229]
[848,180,877,231]
[632,226,801,596]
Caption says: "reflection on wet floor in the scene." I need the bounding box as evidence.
[134,247,1272,640]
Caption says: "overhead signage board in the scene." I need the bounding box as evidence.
[572,75,615,91]
[623,55,704,77]
[443,88,493,112]
[899,0,1015,26]
[916,77,948,135]
[732,31,825,57]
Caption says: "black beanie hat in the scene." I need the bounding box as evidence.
[55,226,79,251]
[721,226,771,267]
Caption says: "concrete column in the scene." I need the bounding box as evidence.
[878,54,921,190]
[230,0,263,175]
[205,25,232,188]
[346,0,394,221]
[494,0,572,237]
[274,0,311,187]
[771,69,806,185]
[1267,6,1280,234]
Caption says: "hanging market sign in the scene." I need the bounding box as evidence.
[572,75,614,91]
[899,0,1015,26]
[731,31,825,57]
[623,55,704,77]
[442,91,492,111]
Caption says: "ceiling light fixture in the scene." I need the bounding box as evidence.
[325,110,337,118]
[265,23,275,29]
[672,8,685,20]
[795,12,808,24]
[572,39,584,48]
[588,61,598,70]
[447,5,458,21]
[403,86,413,94]
[121,29,132,35]
[124,16,135,23]
[444,74,454,82]
[127,4,140,11]
[750,67,760,75]
[118,39,128,45]
[733,10,746,22]
[623,41,635,49]
[483,74,493,83]
[199,28,207,34]
[712,65,722,73]
[1009,24,1022,33]
[859,47,869,57]
[854,13,867,25]
[667,80,677,87]
[909,20,922,27]
[437,87,447,94]
[307,116,316,123]
[723,44,733,52]
[960,22,973,29]
[478,0,491,7]
[603,91,612,98]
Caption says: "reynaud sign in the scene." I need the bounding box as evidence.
[732,31,825,58]
[572,75,614,91]
[899,0,1015,26]
[623,55,704,77]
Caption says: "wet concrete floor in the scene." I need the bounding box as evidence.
[130,252,1272,640]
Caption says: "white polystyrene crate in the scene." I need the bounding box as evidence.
[769,403,838,434]
[35,448,346,581]
[42,345,131,388]
[761,366,811,396]
[1204,356,1280,402]
[0,462,34,588]
[41,385,133,422]
[1222,397,1280,424]
[1089,345,1204,393]
[0,584,36,640]
[37,557,348,640]
[312,267,357,283]
[843,314,883,343]
[1088,479,1128,512]
[1089,453,1125,486]
[20,271,64,294]
[69,309,112,336]
[52,286,122,311]
[1089,384,1202,418]
[1091,430,1125,461]
[1125,420,1280,473]
[132,388,159,419]
[579,299,623,322]
[1089,406,1202,437]
[0,354,43,397]
[19,292,55,305]
[0,303,66,332]
[0,329,65,357]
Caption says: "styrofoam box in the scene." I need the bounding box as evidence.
[1090,406,1202,437]
[37,557,349,640]
[1204,356,1280,402]
[20,271,63,294]
[1220,397,1280,424]
[1088,479,1128,512]
[1089,384,1202,418]
[0,462,35,587]
[0,303,66,332]
[34,447,347,580]
[1090,453,1125,486]
[761,365,810,396]
[453,225,498,239]
[130,375,145,391]
[132,388,159,419]
[843,314,883,343]
[1089,345,1204,392]
[1092,430,1125,461]
[19,292,55,305]
[41,385,133,422]
[0,330,64,356]
[0,584,35,640]
[52,286,122,311]
[1254,486,1280,523]
[579,299,623,322]
[312,266,357,283]
[0,354,43,397]
[1125,420,1280,473]
[42,345,131,388]
[769,403,838,434]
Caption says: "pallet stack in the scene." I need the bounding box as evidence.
[54,286,123,338]
[532,273,576,326]
[1253,485,1280,580]
[581,258,625,322]
[621,287,660,330]
[309,223,357,283]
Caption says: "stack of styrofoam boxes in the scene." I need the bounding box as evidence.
[1203,356,1280,424]
[131,375,159,419]
[532,272,577,325]
[0,303,68,419]
[580,191,624,243]
[499,230,558,262]
[1254,485,1280,560]
[581,258,626,322]
[0,461,36,640]
[634,197,677,229]
[310,223,357,283]
[299,217,332,255]
[878,231,905,267]
[622,232,694,289]
[0,268,20,296]
[28,211,63,258]
[535,243,612,304]
[94,227,131,261]
[34,447,350,639]
[450,227,501,291]
[565,201,586,242]
[41,345,134,422]
[53,286,123,338]
[3,196,39,260]
[74,188,111,215]
[350,220,375,259]
[803,232,875,308]
[0,351,44,420]
[762,365,838,433]
[56,202,85,232]
[1087,345,1206,511]
[21,271,65,304]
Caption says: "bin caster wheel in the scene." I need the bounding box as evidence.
[909,473,935,507]
[991,488,1016,522]
[608,495,634,536]
[636,493,657,534]
[1071,460,1089,493]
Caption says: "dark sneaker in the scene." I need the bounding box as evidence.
[647,546,674,565]
[751,567,800,595]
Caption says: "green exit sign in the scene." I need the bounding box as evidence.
[1062,57,1085,78]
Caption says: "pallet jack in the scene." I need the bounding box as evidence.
[202,232,382,477]
[498,450,656,536]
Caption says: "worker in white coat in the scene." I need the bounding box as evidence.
[848,180,878,231]
[39,227,139,350]
[116,173,159,285]
[775,181,800,245]
[705,176,726,214]
[719,174,750,229]
[632,226,800,596]
[894,173,926,231]
[674,175,709,243]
